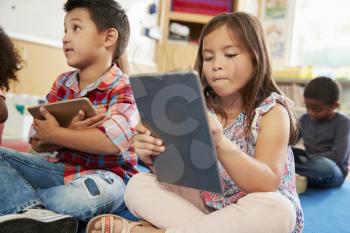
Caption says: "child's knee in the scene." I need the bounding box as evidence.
[43,173,125,220]
[67,172,125,206]
[268,193,296,232]
[245,192,296,232]
[317,160,342,180]
[124,173,156,205]
[92,172,126,212]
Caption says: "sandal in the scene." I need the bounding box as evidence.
[85,214,152,233]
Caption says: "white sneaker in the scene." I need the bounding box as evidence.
[0,209,78,233]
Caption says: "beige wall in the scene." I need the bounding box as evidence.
[10,38,71,96]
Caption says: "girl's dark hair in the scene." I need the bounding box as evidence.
[0,27,21,91]
[64,0,130,64]
[194,12,298,144]
[304,76,341,106]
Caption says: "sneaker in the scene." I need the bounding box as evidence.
[0,209,78,233]
[296,174,308,194]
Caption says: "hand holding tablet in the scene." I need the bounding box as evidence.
[27,98,97,127]
[130,71,223,193]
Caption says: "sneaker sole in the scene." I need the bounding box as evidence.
[0,217,78,233]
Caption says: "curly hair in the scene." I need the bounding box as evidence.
[0,27,21,91]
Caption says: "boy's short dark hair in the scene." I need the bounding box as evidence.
[304,76,341,106]
[64,0,130,62]
[0,27,21,91]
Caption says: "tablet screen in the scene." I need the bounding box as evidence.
[130,71,223,193]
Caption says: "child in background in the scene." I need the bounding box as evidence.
[0,27,21,123]
[294,76,350,188]
[0,0,139,231]
[86,12,303,233]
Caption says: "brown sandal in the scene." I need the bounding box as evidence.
[85,214,152,233]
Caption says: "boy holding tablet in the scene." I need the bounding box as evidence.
[0,0,139,231]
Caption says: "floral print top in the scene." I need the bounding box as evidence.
[200,92,304,233]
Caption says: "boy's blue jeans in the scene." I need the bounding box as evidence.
[293,148,345,188]
[0,146,125,222]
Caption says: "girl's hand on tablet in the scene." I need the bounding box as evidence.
[133,123,165,167]
[207,112,225,146]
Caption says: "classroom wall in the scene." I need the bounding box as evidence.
[10,39,71,96]
[1,0,159,95]
[0,0,159,65]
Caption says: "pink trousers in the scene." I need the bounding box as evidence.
[125,173,296,233]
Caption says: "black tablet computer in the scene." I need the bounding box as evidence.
[27,98,97,128]
[130,71,223,193]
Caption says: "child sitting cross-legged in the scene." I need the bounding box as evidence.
[0,0,140,232]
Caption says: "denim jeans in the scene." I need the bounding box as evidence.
[293,148,345,188]
[0,147,125,221]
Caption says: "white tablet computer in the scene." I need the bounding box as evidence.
[27,97,97,128]
[130,71,223,193]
